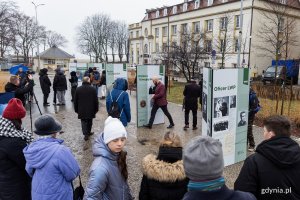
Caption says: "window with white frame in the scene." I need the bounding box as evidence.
[220,17,228,30]
[155,28,159,37]
[164,8,168,16]
[144,44,148,54]
[206,19,213,32]
[162,43,167,52]
[279,18,284,32]
[172,25,177,35]
[156,10,160,18]
[182,23,188,34]
[163,26,168,37]
[234,39,239,52]
[280,0,286,4]
[207,0,213,6]
[155,43,159,52]
[130,32,133,38]
[235,15,240,28]
[195,0,200,9]
[47,59,55,64]
[205,40,212,52]
[183,3,188,12]
[173,6,177,14]
[194,22,200,33]
[136,31,139,38]
[144,28,148,37]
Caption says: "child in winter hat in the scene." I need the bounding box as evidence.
[103,116,127,144]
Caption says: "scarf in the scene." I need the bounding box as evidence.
[0,117,34,144]
[188,177,225,191]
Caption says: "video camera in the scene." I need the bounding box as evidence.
[26,70,35,75]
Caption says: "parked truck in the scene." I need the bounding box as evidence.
[262,59,299,85]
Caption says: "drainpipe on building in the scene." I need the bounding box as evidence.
[248,0,255,71]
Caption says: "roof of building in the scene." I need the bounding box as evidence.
[38,45,74,59]
[142,0,300,22]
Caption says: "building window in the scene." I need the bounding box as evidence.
[144,28,148,37]
[279,18,284,32]
[235,15,240,28]
[137,50,140,64]
[130,32,133,38]
[144,44,148,54]
[47,59,55,64]
[156,10,160,18]
[234,39,239,52]
[136,31,139,38]
[182,23,188,34]
[194,22,200,33]
[206,19,213,32]
[172,25,177,35]
[163,27,168,37]
[164,8,168,16]
[162,43,167,52]
[280,0,286,4]
[183,3,188,12]
[173,6,177,14]
[220,39,225,52]
[220,17,228,30]
[207,0,214,6]
[156,43,159,52]
[155,28,159,37]
[205,40,212,52]
[195,0,200,9]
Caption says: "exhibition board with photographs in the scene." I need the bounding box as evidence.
[202,67,249,166]
[136,65,165,127]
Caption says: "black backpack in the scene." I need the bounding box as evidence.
[108,91,124,118]
[249,89,261,114]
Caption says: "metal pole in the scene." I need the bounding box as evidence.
[237,0,244,68]
[32,2,44,72]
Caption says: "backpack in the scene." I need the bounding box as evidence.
[108,91,124,118]
[249,90,261,114]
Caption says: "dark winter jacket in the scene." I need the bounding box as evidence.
[106,78,131,126]
[183,185,256,200]
[234,136,300,200]
[74,82,98,119]
[152,81,168,107]
[5,80,34,106]
[69,72,78,88]
[183,82,201,110]
[100,71,106,85]
[139,147,188,200]
[0,118,32,200]
[84,133,133,200]
[39,68,51,94]
[53,71,67,91]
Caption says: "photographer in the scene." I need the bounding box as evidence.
[5,74,34,106]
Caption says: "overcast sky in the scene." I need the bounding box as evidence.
[13,0,183,59]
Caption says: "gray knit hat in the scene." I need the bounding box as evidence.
[34,114,62,135]
[183,136,224,181]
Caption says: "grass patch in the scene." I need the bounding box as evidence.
[167,81,186,105]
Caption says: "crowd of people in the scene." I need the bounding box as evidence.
[0,68,299,200]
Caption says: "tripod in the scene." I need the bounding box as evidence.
[27,90,42,132]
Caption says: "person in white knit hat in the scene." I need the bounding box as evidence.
[84,116,133,200]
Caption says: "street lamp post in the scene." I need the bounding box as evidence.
[32,1,45,72]
[237,0,244,68]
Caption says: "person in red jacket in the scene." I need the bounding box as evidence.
[144,76,174,129]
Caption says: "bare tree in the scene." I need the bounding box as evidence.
[158,30,208,82]
[256,0,299,84]
[108,21,117,63]
[0,1,17,57]
[14,13,45,63]
[214,13,234,68]
[115,21,128,62]
[45,30,68,48]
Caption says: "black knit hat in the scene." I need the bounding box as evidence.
[34,114,62,135]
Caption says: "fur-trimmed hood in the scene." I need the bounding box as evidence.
[142,154,186,182]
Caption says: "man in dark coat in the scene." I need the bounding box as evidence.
[74,77,99,141]
[5,75,34,106]
[39,68,51,106]
[234,115,300,200]
[53,69,67,105]
[144,76,174,129]
[183,78,202,130]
